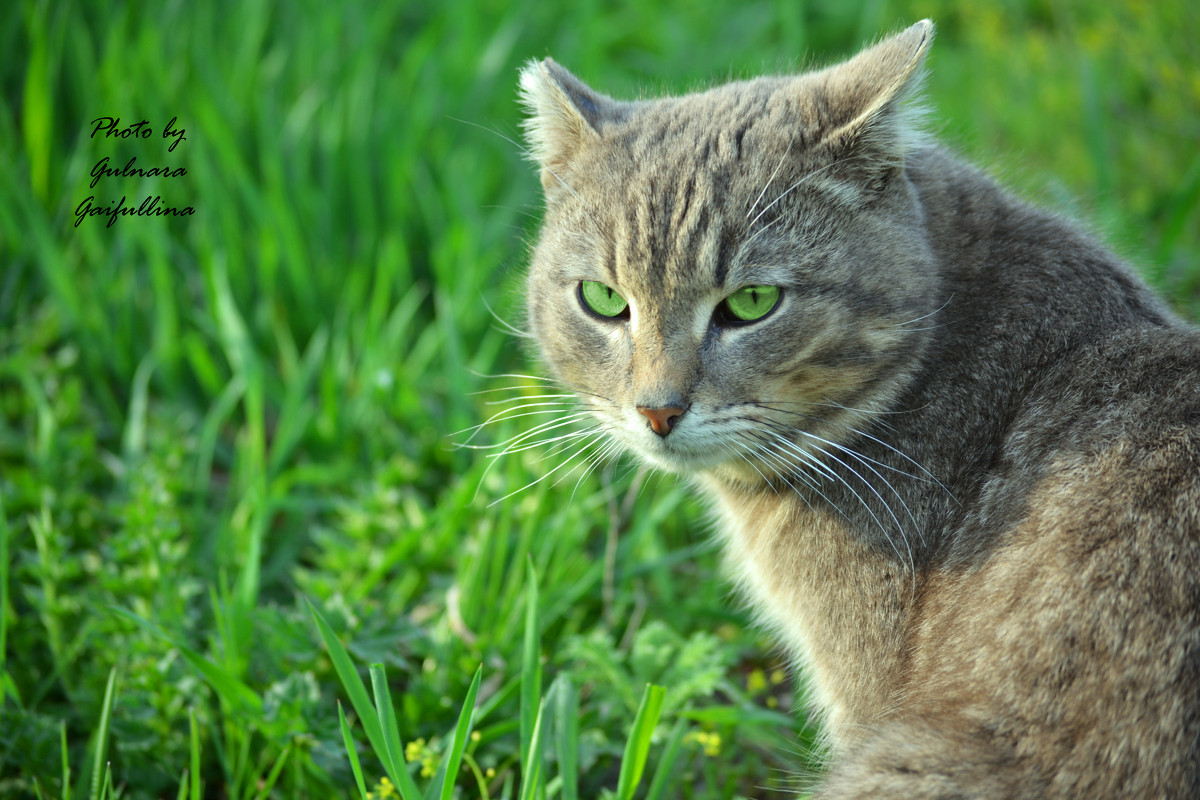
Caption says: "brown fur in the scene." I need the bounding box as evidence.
[518,20,1200,797]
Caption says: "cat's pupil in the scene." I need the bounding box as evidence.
[720,285,781,323]
[579,280,630,319]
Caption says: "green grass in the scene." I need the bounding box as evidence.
[1,1,1197,798]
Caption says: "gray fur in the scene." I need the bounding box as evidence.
[518,20,1199,798]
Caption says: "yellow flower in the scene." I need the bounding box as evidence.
[367,776,399,799]
[685,730,722,757]
[405,738,428,763]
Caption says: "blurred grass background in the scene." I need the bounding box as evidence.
[1,0,1197,797]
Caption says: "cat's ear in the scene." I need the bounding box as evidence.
[519,59,616,196]
[812,19,934,198]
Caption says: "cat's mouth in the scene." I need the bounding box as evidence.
[629,427,810,486]
[612,402,857,487]
[615,412,758,475]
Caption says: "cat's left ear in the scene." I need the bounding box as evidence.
[519,59,618,197]
[813,19,934,197]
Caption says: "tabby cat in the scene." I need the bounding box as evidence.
[516,20,1199,798]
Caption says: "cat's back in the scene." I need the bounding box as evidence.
[896,325,1200,798]
[866,147,1200,798]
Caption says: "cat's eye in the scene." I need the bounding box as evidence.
[719,285,781,323]
[579,280,629,319]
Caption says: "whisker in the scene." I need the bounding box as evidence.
[481,293,533,339]
[747,158,853,233]
[747,431,826,492]
[470,413,597,503]
[890,293,955,329]
[570,437,626,501]
[454,400,577,442]
[448,113,582,201]
[469,375,617,409]
[746,136,794,222]
[476,411,596,455]
[762,423,913,572]
[467,371,571,386]
[741,215,785,251]
[753,402,942,484]
[848,427,954,500]
[725,439,781,495]
[740,432,839,514]
[487,430,609,506]
[477,391,577,402]
[757,398,925,419]
[512,428,598,460]
[804,433,923,541]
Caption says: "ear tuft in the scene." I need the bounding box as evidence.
[518,59,615,193]
[814,20,935,194]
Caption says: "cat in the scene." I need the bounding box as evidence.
[515,20,1199,798]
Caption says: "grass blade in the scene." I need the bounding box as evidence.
[0,497,9,697]
[643,718,688,800]
[431,664,483,800]
[615,684,666,800]
[520,559,541,792]
[100,763,113,800]
[189,707,201,800]
[516,698,546,800]
[371,663,422,800]
[88,666,119,800]
[339,702,371,800]
[552,676,579,800]
[310,600,420,798]
[60,721,71,800]
[307,600,386,756]
[251,741,291,800]
[112,607,261,713]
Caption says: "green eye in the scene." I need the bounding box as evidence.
[723,285,781,322]
[579,280,629,318]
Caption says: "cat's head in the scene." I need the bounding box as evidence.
[519,21,940,486]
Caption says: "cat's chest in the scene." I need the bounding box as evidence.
[703,477,914,744]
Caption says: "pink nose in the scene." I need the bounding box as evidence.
[637,406,687,437]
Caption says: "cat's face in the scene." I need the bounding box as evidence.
[521,25,939,486]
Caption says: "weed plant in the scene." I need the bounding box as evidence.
[1,1,1196,798]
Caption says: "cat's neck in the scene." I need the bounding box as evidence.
[702,473,915,745]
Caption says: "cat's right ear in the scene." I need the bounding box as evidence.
[518,59,615,197]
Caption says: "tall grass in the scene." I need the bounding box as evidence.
[1,1,1196,798]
